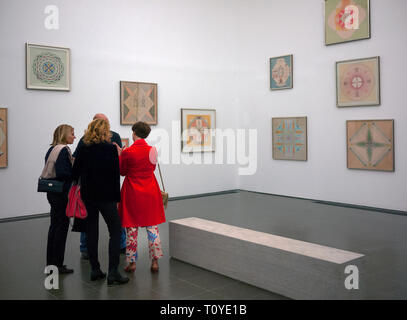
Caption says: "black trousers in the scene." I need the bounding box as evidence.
[46,192,70,267]
[84,199,122,274]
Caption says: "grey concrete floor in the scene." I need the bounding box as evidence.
[0,190,406,300]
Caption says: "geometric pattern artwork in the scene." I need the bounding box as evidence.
[336,56,380,107]
[272,117,307,161]
[181,108,216,153]
[120,81,157,125]
[347,120,394,171]
[325,0,370,45]
[0,108,7,168]
[26,43,70,91]
[270,55,293,90]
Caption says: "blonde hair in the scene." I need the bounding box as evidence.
[83,119,111,145]
[51,124,74,146]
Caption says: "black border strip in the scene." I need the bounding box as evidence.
[169,189,240,201]
[1,188,405,224]
[240,189,407,217]
[0,213,50,224]
[0,190,241,223]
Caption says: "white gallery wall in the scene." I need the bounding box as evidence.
[0,0,240,219]
[236,0,407,211]
[0,0,406,219]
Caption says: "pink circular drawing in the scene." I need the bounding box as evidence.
[341,64,374,101]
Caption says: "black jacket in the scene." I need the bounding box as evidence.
[72,131,122,158]
[72,142,121,203]
[45,146,73,194]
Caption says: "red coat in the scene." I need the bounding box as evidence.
[118,139,166,228]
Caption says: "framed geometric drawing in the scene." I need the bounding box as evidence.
[270,54,293,90]
[0,108,8,168]
[336,56,380,107]
[26,43,70,91]
[181,108,216,153]
[325,0,370,45]
[120,81,157,125]
[272,117,307,161]
[121,138,130,149]
[347,119,394,171]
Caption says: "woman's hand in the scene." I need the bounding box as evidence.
[113,142,124,156]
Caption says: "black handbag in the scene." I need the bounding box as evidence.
[38,145,70,194]
[37,178,64,193]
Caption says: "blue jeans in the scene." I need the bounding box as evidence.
[80,228,126,252]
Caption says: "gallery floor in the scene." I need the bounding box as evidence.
[0,190,406,300]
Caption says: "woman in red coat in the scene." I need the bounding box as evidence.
[118,121,166,273]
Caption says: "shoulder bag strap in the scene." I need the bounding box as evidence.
[40,144,68,179]
[157,163,165,192]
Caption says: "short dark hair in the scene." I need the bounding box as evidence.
[132,121,151,139]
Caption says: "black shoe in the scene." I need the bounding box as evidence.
[81,251,89,260]
[58,265,74,274]
[120,247,126,255]
[90,269,106,281]
[107,272,129,286]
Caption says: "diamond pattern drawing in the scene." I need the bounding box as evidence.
[120,81,157,125]
[347,120,394,171]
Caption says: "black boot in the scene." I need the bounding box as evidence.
[58,265,74,274]
[90,269,106,281]
[107,271,129,286]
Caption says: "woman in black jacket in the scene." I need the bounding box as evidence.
[45,124,75,274]
[72,119,129,286]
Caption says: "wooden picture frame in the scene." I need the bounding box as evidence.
[26,43,71,91]
[325,0,371,46]
[272,116,307,161]
[120,81,158,125]
[181,108,216,153]
[336,56,380,107]
[347,119,394,172]
[0,108,8,168]
[270,54,293,90]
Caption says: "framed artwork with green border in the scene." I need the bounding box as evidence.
[325,0,370,45]
[26,43,71,91]
[336,56,380,107]
[272,116,307,161]
[120,81,158,125]
[347,119,394,171]
[270,54,293,90]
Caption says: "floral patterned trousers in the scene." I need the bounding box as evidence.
[125,226,163,263]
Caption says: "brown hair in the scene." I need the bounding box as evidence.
[51,124,74,146]
[83,119,111,145]
[132,121,151,139]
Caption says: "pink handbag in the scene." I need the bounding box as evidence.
[66,184,87,219]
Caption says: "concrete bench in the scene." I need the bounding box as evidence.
[169,217,365,299]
